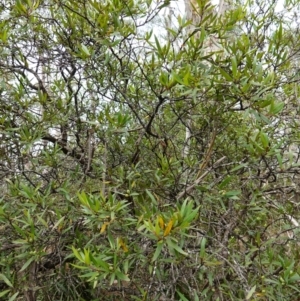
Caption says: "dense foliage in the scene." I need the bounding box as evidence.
[1,0,300,300]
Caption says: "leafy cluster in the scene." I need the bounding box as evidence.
[1,0,300,300]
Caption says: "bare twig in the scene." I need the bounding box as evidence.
[176,156,226,201]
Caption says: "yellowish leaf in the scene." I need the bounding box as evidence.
[164,220,173,237]
[117,237,129,253]
[158,216,165,230]
[100,222,110,234]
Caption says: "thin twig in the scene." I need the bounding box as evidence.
[176,156,226,201]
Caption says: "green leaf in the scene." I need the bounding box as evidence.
[33,0,40,9]
[231,56,238,78]
[52,216,65,231]
[19,257,35,272]
[183,206,199,223]
[84,248,91,265]
[152,241,163,262]
[278,22,282,41]
[157,0,170,10]
[180,198,188,217]
[0,274,13,288]
[123,260,129,274]
[8,292,19,301]
[289,273,300,282]
[16,0,27,13]
[171,72,185,86]
[276,152,283,169]
[115,270,130,281]
[159,72,169,85]
[77,191,89,205]
[81,44,90,56]
[200,237,207,259]
[223,190,241,198]
[94,257,110,271]
[109,273,116,286]
[219,67,233,81]
[80,271,99,280]
[193,290,200,301]
[0,290,10,298]
[218,176,232,189]
[230,163,248,172]
[269,101,284,115]
[246,285,256,300]
[259,131,269,149]
[154,35,163,57]
[199,27,206,44]
[145,189,157,205]
[70,264,86,270]
[176,290,189,301]
[107,231,116,249]
[72,246,83,262]
[166,238,188,256]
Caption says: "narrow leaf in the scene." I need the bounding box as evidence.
[152,241,163,262]
[51,216,65,231]
[163,220,173,237]
[146,189,157,205]
[158,216,165,230]
[8,292,19,301]
[100,222,110,234]
[0,274,13,288]
[72,246,83,261]
[269,101,284,115]
[231,56,237,78]
[0,290,10,298]
[166,238,188,256]
[219,67,232,81]
[115,270,130,281]
[81,44,90,56]
[246,285,256,300]
[260,131,269,149]
[19,257,35,272]
[176,290,189,301]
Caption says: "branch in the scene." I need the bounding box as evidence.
[176,156,226,201]
[42,135,85,166]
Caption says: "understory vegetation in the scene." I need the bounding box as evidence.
[1,0,300,300]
